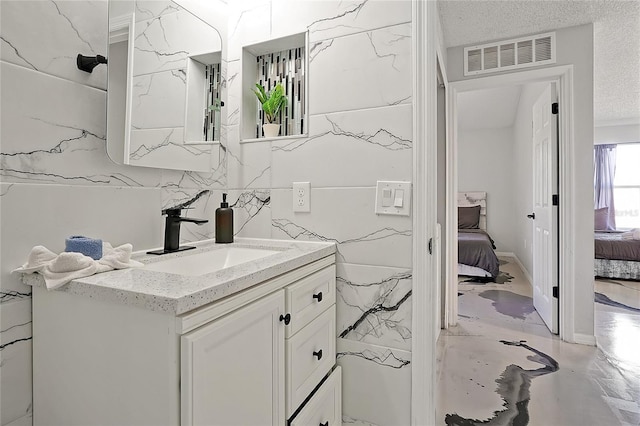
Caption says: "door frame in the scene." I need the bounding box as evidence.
[443,65,577,342]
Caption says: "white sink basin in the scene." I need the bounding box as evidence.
[144,247,280,276]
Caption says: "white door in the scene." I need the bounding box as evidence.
[531,84,558,333]
[181,290,285,426]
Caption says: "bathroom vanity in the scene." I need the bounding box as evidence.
[25,238,340,426]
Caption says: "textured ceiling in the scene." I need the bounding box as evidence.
[438,0,640,124]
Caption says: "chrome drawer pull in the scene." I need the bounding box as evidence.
[279,313,291,325]
[313,349,323,360]
[312,292,323,302]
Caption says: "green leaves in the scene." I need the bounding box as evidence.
[253,83,288,123]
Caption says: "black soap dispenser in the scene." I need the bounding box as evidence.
[215,193,234,243]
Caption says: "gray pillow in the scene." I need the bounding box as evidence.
[594,207,610,230]
[459,205,481,229]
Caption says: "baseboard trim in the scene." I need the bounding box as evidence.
[495,252,533,285]
[572,333,597,346]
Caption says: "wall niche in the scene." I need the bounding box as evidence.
[241,32,308,142]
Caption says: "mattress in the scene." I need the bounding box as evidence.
[458,229,500,278]
[595,232,640,261]
[594,258,640,280]
[458,263,492,277]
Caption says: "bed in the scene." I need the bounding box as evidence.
[458,192,500,280]
[594,231,640,280]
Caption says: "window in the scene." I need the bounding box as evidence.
[613,143,640,229]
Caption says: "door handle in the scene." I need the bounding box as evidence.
[527,213,536,219]
[313,349,323,360]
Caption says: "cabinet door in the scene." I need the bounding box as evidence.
[182,290,285,426]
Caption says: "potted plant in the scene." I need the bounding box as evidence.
[253,83,287,138]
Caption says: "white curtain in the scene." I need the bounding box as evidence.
[594,144,617,230]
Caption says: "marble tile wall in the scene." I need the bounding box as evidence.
[127,2,223,170]
[226,1,413,424]
[0,1,226,424]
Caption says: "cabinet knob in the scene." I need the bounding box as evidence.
[279,313,291,325]
[320,422,329,426]
[312,292,323,302]
[313,349,323,360]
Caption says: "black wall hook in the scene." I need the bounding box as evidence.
[77,54,107,73]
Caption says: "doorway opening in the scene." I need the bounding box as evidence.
[443,66,577,341]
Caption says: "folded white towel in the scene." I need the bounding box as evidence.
[621,228,640,240]
[13,242,143,290]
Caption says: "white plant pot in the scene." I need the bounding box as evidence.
[262,123,280,138]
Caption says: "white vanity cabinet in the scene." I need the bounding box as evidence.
[181,290,285,426]
[31,252,338,426]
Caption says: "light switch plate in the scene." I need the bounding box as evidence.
[293,182,310,212]
[375,181,411,216]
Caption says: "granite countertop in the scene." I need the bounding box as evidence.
[22,238,336,315]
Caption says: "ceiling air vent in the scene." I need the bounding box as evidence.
[464,32,556,76]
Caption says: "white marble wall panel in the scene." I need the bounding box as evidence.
[133,1,180,22]
[309,23,411,115]
[129,129,216,173]
[337,263,412,352]
[337,339,411,426]
[224,59,241,126]
[227,0,271,61]
[226,131,272,190]
[130,69,186,130]
[228,189,272,238]
[270,188,411,268]
[162,187,221,243]
[133,8,221,76]
[0,62,161,187]
[0,300,33,426]
[272,104,412,188]
[0,183,163,294]
[271,0,411,43]
[0,0,108,89]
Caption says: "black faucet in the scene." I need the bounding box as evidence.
[147,208,208,255]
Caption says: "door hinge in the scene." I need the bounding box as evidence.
[552,194,559,206]
[552,286,559,298]
[552,102,559,115]
[428,237,433,255]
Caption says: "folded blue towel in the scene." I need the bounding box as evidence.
[65,236,103,260]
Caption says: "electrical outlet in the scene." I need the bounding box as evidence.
[293,182,310,212]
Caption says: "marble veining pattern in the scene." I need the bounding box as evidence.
[439,258,640,426]
[271,104,412,188]
[444,340,559,426]
[309,23,411,114]
[270,0,411,43]
[0,62,162,188]
[0,291,32,304]
[337,264,412,351]
[337,338,411,425]
[230,190,271,236]
[0,0,108,89]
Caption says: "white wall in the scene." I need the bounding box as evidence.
[594,123,640,144]
[458,127,516,252]
[448,23,595,339]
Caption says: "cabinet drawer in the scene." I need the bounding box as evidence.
[286,305,336,416]
[286,265,336,337]
[290,366,341,426]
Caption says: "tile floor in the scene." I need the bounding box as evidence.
[436,257,640,426]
